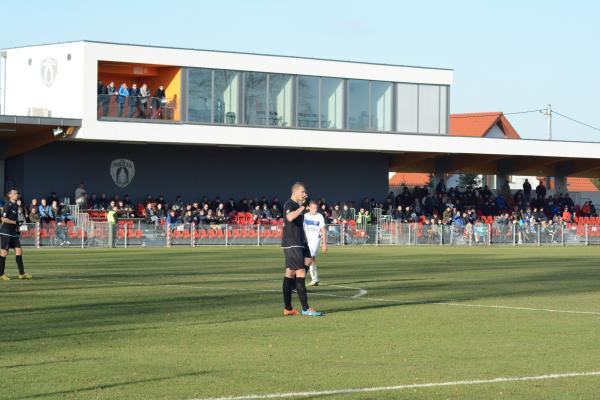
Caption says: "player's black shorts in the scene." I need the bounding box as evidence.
[0,234,21,250]
[282,244,311,269]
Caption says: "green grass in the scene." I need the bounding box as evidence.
[1,246,600,399]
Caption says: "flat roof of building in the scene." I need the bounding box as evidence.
[1,40,453,72]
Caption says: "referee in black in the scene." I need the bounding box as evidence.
[0,188,31,281]
[281,182,321,317]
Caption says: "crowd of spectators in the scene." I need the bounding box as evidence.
[11,178,598,230]
[97,80,168,119]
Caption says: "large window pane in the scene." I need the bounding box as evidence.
[370,81,393,131]
[439,86,448,134]
[244,72,267,125]
[418,85,440,134]
[268,74,293,127]
[214,70,239,124]
[347,79,370,130]
[397,83,418,132]
[187,68,212,123]
[297,76,319,128]
[320,78,343,129]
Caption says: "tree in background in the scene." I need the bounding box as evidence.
[458,173,481,189]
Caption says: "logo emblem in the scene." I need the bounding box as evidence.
[40,57,58,87]
[110,159,135,188]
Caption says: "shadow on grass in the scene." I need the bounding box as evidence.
[0,357,100,369]
[7,370,210,400]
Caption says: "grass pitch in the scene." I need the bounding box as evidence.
[1,246,600,399]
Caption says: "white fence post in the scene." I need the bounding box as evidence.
[488,224,492,246]
[561,223,565,246]
[35,222,40,249]
[225,224,229,247]
[512,224,516,246]
[257,224,261,247]
[166,224,171,247]
[585,224,589,246]
[124,224,128,249]
[191,223,195,247]
[81,224,85,248]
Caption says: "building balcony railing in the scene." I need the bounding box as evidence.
[97,95,177,121]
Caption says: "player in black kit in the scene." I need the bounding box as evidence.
[281,182,321,317]
[0,189,31,281]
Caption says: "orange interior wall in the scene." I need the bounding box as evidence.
[98,63,181,120]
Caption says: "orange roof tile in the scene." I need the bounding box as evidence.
[389,172,429,187]
[450,112,520,139]
[567,177,599,192]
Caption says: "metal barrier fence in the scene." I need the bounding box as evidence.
[12,220,600,248]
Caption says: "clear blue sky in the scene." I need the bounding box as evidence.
[2,0,599,141]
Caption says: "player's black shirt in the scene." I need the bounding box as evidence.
[282,199,306,247]
[0,201,19,236]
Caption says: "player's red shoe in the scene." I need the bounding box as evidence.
[283,308,299,316]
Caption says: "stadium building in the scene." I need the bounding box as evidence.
[0,40,599,203]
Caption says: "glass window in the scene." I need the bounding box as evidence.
[396,83,418,132]
[187,68,212,123]
[244,72,267,125]
[297,76,319,128]
[418,85,440,134]
[268,74,293,127]
[214,70,239,124]
[347,79,370,130]
[320,77,344,129]
[370,81,393,131]
[439,86,448,134]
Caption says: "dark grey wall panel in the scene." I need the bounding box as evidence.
[6,141,389,204]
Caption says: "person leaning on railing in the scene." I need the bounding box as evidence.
[152,85,166,118]
[140,83,150,118]
[129,83,140,118]
[117,83,129,117]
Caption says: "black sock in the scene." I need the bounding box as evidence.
[295,277,309,311]
[16,255,24,275]
[0,256,5,276]
[283,277,295,310]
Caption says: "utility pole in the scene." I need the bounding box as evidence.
[542,104,552,140]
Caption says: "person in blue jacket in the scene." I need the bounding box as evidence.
[117,83,129,117]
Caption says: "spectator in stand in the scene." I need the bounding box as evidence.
[435,178,447,194]
[225,198,237,214]
[261,203,272,220]
[74,182,87,208]
[117,83,129,117]
[29,207,40,224]
[206,209,218,225]
[392,205,403,220]
[145,203,159,225]
[523,179,532,203]
[107,81,116,111]
[184,210,196,224]
[128,83,140,117]
[98,80,109,116]
[340,204,352,222]
[98,193,109,210]
[166,209,181,227]
[442,207,452,225]
[155,203,166,222]
[216,204,227,224]
[535,180,547,199]
[581,201,591,217]
[271,203,282,220]
[590,201,597,217]
[331,204,341,221]
[48,192,59,204]
[319,203,330,223]
[38,199,54,223]
[197,209,207,225]
[153,85,166,117]
[140,83,150,117]
[29,199,38,215]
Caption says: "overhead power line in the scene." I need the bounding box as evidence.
[552,110,600,133]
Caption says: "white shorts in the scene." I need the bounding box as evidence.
[307,238,321,257]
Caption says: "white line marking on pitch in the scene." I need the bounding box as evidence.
[190,371,600,400]
[327,284,368,298]
[43,277,600,317]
